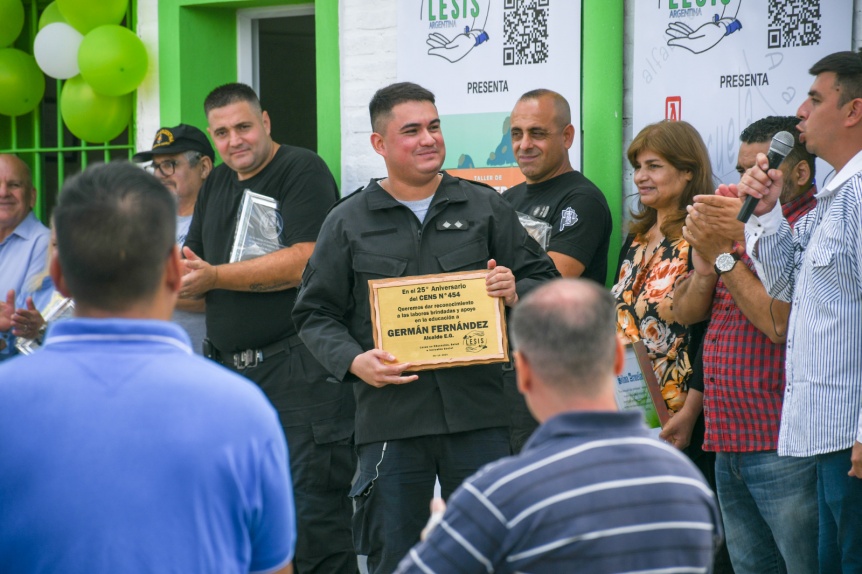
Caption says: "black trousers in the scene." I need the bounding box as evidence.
[503,367,539,454]
[350,427,510,574]
[220,342,357,574]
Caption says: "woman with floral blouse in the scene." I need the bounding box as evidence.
[612,120,714,451]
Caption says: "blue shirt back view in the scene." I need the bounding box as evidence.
[0,318,296,574]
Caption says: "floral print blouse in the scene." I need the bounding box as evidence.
[611,234,693,414]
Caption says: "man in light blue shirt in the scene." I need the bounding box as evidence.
[0,154,52,361]
[0,162,296,573]
[738,50,862,571]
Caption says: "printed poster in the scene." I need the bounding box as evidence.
[633,0,852,185]
[398,0,583,193]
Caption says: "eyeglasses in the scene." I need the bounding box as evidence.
[146,159,181,177]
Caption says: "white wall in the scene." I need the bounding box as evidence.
[136,0,160,153]
[339,0,398,193]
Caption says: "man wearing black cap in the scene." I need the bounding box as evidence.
[133,124,214,354]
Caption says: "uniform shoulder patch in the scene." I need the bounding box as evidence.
[559,206,579,231]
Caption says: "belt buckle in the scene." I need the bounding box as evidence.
[233,349,261,370]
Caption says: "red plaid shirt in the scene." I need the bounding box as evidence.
[702,187,817,452]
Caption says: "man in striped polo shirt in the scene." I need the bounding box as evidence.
[395,279,721,573]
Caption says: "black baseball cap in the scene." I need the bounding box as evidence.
[132,124,215,163]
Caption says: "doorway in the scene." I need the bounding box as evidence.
[238,5,317,152]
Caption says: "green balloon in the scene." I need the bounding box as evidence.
[57,0,126,35]
[0,0,25,47]
[78,25,148,96]
[38,2,66,31]
[61,75,131,142]
[0,49,46,117]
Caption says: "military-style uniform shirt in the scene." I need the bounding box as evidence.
[293,173,559,445]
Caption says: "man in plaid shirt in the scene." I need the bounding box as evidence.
[674,116,818,574]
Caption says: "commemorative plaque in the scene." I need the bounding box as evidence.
[368,270,508,371]
[229,189,284,263]
[615,340,670,430]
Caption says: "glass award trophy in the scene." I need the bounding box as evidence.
[516,211,552,250]
[229,189,284,263]
[15,296,76,355]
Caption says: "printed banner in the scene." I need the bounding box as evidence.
[397,0,583,192]
[633,0,852,185]
[616,341,670,431]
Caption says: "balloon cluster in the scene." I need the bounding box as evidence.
[0,0,147,143]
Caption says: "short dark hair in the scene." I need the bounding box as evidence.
[54,162,177,311]
[510,279,617,396]
[517,89,572,126]
[740,116,815,183]
[204,82,263,116]
[809,51,862,106]
[369,82,436,133]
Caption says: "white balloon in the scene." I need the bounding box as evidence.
[33,22,82,79]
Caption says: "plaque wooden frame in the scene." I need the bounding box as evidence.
[368,270,508,371]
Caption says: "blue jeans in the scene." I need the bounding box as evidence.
[350,427,510,574]
[715,451,818,574]
[816,448,862,574]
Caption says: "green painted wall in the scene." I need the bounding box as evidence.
[582,0,624,286]
[156,0,341,183]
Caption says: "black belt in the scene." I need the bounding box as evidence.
[207,334,303,370]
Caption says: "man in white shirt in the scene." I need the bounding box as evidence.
[737,50,862,571]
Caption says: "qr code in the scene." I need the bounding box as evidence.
[502,0,550,66]
[767,0,821,48]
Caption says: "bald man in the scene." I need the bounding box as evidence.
[0,154,52,361]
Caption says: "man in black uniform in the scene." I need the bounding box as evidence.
[292,82,559,574]
[181,83,356,574]
[502,89,613,452]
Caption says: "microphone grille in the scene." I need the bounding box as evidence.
[770,130,795,156]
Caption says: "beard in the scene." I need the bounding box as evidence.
[778,175,805,204]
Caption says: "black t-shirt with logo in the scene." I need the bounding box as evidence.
[503,170,611,284]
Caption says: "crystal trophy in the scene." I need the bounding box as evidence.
[229,189,284,263]
[15,296,75,355]
[516,211,552,250]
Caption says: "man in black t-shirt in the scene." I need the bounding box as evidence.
[181,83,357,574]
[502,89,612,452]
[503,90,611,283]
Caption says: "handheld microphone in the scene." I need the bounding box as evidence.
[737,130,795,223]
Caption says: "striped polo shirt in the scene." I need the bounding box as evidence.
[395,411,721,573]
